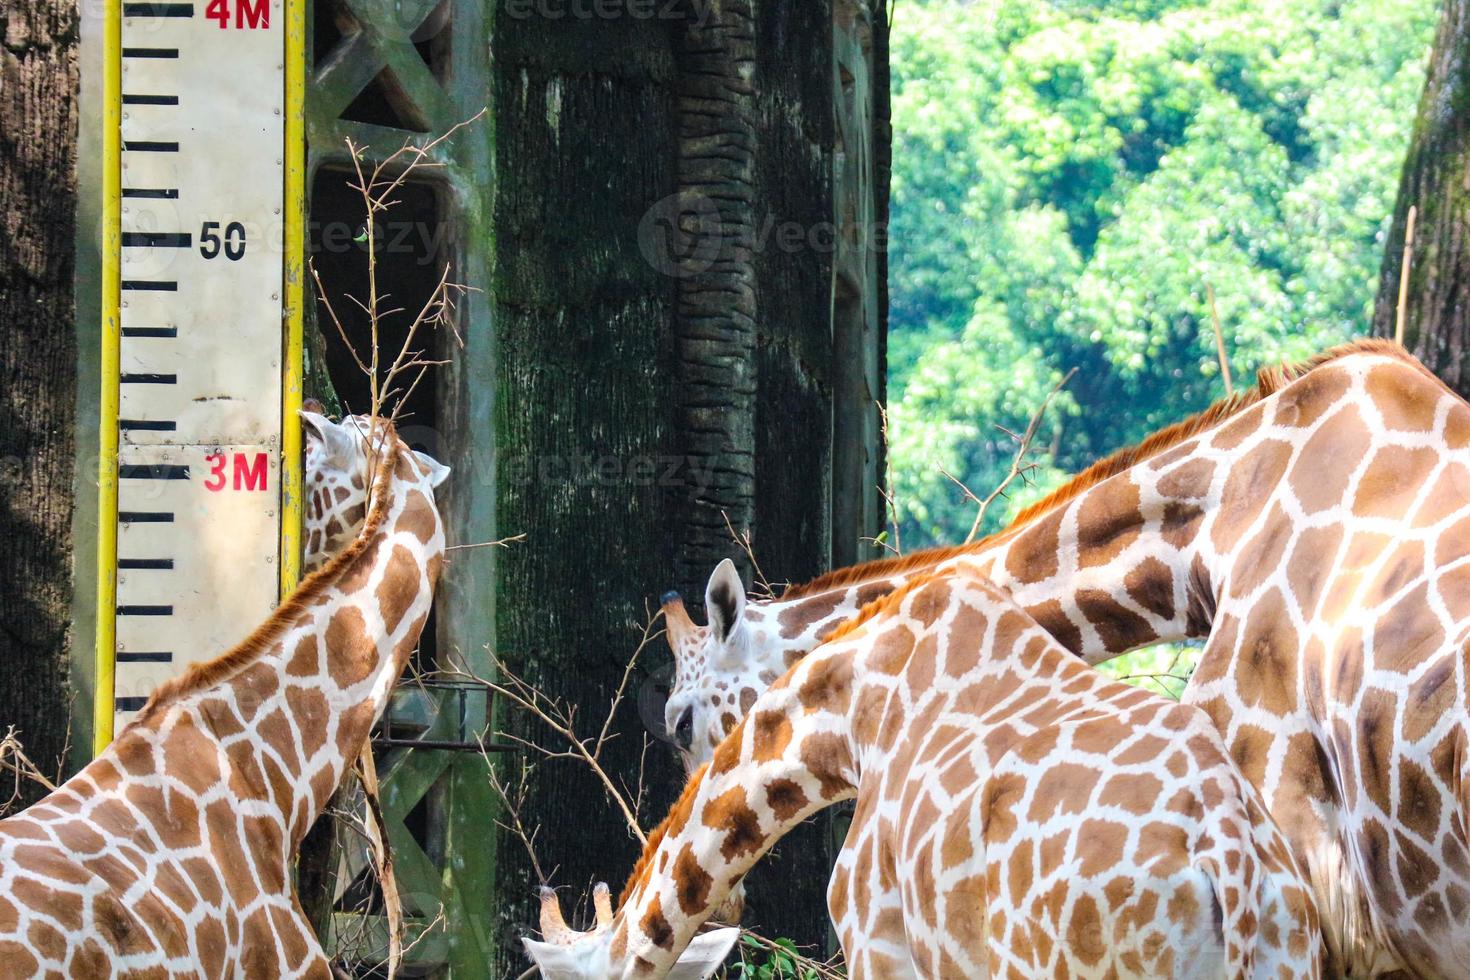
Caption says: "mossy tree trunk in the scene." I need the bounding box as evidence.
[487,14,684,973]
[0,0,79,799]
[488,1,888,971]
[1374,0,1470,392]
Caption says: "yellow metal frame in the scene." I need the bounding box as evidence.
[93,0,122,758]
[280,0,307,596]
[93,0,307,755]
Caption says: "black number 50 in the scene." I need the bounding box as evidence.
[199,221,247,261]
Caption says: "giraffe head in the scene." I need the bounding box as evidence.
[300,401,449,571]
[661,555,910,769]
[521,884,739,980]
[661,559,784,769]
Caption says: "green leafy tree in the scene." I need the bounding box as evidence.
[887,0,1438,548]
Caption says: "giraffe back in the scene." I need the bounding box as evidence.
[821,567,1322,977]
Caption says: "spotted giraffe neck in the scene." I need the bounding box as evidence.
[0,426,448,976]
[617,653,858,973]
[974,343,1451,663]
[111,441,444,846]
[745,345,1438,669]
[682,339,1435,679]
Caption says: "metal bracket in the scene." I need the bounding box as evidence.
[372,676,514,753]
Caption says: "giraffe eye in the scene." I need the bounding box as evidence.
[674,706,694,751]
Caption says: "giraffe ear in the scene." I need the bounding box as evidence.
[705,559,746,645]
[413,450,451,489]
[300,409,359,464]
[667,927,740,980]
[520,938,584,979]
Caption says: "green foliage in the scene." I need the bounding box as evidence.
[887,0,1438,546]
[731,935,824,980]
[1095,642,1202,700]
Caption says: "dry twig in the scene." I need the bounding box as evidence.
[1396,204,1418,347]
[596,611,663,760]
[486,755,551,885]
[445,532,529,553]
[354,750,403,980]
[0,728,57,816]
[721,511,778,599]
[309,110,485,484]
[959,368,1076,544]
[1205,283,1233,397]
[861,401,902,557]
[476,654,648,846]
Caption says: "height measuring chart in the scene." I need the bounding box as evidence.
[96,0,304,750]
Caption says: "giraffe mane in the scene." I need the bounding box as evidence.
[823,568,951,646]
[619,762,711,909]
[1004,337,1424,526]
[134,429,401,724]
[783,338,1419,602]
[780,543,981,600]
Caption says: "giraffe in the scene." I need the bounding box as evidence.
[0,410,448,977]
[662,338,1470,977]
[300,398,379,573]
[528,564,1324,978]
[661,555,945,766]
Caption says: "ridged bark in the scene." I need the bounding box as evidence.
[673,1,759,589]
[488,11,684,973]
[1373,0,1470,392]
[0,0,79,797]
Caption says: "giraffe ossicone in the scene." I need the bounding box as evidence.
[0,410,448,977]
[535,564,1323,977]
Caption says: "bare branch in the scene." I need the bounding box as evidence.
[485,754,550,885]
[1205,283,1234,396]
[721,510,777,599]
[861,400,903,557]
[0,727,57,815]
[1396,204,1418,347]
[354,750,403,980]
[445,533,529,553]
[475,655,648,846]
[962,368,1076,544]
[595,609,662,759]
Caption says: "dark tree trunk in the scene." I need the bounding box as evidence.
[672,0,759,591]
[745,0,845,951]
[0,0,79,798]
[488,3,887,971]
[1373,0,1470,392]
[487,12,684,973]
